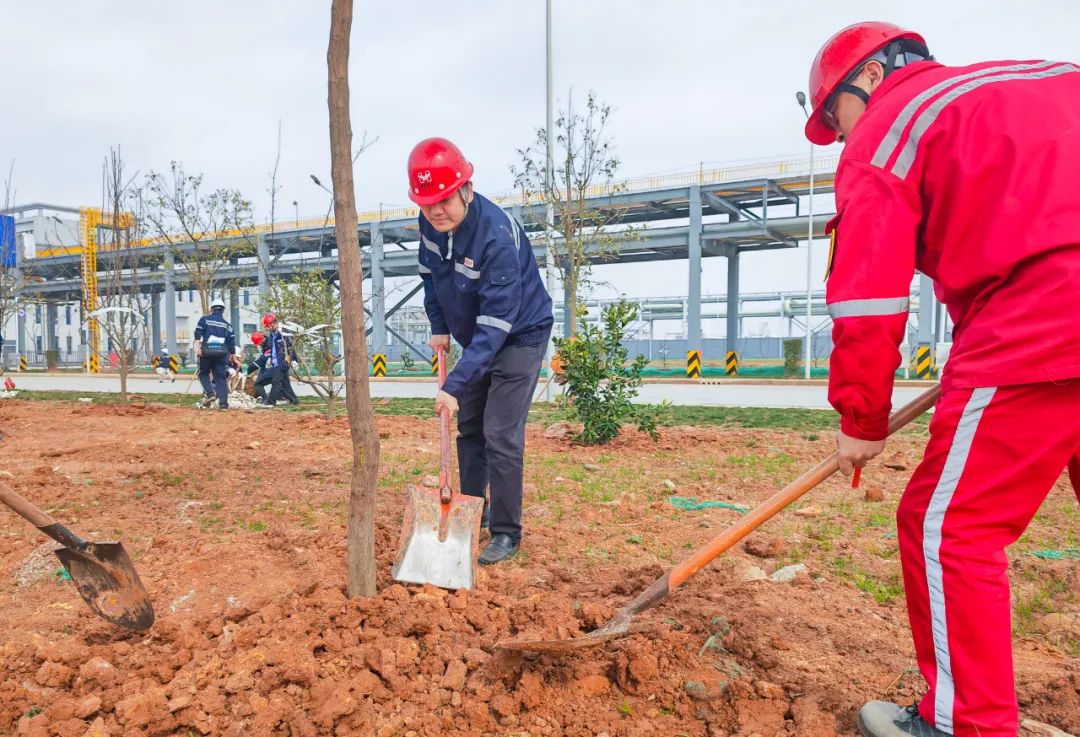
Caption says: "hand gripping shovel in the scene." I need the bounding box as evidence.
[498,384,941,653]
[0,480,155,630]
[391,345,484,590]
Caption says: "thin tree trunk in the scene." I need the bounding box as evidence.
[328,0,380,598]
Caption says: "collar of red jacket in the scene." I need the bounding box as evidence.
[865,59,940,112]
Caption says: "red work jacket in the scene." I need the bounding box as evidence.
[826,59,1080,439]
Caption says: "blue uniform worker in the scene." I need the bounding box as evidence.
[194,298,237,409]
[410,136,554,565]
[262,316,299,406]
[155,341,175,383]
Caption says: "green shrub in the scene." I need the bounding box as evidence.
[783,338,803,377]
[554,301,663,445]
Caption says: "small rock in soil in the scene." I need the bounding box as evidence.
[794,505,821,517]
[583,463,601,472]
[743,535,786,558]
[737,564,767,583]
[662,479,677,491]
[421,475,439,488]
[543,421,573,439]
[864,487,885,502]
[769,564,806,583]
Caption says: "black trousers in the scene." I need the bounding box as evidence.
[455,342,545,542]
[198,356,230,408]
[268,366,297,404]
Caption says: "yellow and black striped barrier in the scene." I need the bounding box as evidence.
[88,354,100,374]
[169,355,179,373]
[686,350,701,379]
[372,353,387,377]
[915,345,934,379]
[431,354,438,375]
[151,355,160,368]
[19,355,27,372]
[725,351,739,376]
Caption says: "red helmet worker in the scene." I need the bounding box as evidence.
[261,313,277,328]
[407,136,554,566]
[805,21,1080,737]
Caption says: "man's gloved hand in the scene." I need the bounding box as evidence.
[836,430,886,477]
[435,390,459,417]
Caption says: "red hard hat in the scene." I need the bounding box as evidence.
[804,22,926,145]
[251,332,264,345]
[261,313,277,327]
[406,137,474,206]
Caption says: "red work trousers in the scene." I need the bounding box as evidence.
[897,380,1080,736]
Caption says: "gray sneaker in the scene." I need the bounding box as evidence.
[857,703,952,737]
[199,395,215,409]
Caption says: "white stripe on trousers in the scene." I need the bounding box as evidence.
[921,386,997,733]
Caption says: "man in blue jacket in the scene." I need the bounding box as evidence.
[194,298,239,409]
[408,137,554,565]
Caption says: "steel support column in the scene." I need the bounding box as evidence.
[918,272,934,347]
[45,302,57,351]
[257,235,270,300]
[725,250,740,358]
[164,250,177,355]
[151,292,161,352]
[369,223,386,354]
[687,185,702,354]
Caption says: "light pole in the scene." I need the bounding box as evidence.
[796,91,815,380]
[543,0,557,402]
[292,200,299,229]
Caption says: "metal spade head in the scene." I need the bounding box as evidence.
[53,542,155,631]
[497,615,653,654]
[392,485,484,591]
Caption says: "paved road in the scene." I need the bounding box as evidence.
[6,372,932,410]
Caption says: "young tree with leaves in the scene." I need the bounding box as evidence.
[143,163,255,315]
[261,268,343,420]
[513,91,629,336]
[96,147,156,403]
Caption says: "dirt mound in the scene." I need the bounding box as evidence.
[0,400,1076,737]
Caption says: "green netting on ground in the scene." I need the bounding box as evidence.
[1030,548,1080,560]
[667,495,748,514]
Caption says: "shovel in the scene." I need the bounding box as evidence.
[498,384,941,653]
[391,345,484,590]
[0,480,155,631]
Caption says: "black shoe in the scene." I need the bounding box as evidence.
[480,503,490,530]
[857,703,952,737]
[479,534,519,565]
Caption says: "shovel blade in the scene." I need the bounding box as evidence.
[392,486,483,590]
[54,542,155,631]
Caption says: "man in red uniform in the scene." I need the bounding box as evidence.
[804,22,1080,737]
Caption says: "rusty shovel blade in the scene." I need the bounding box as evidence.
[53,542,155,631]
[392,485,484,591]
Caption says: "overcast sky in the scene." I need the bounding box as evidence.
[4,1,1079,334]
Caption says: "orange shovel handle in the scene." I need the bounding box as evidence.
[666,384,941,590]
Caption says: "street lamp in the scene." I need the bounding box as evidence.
[292,200,299,229]
[310,174,332,196]
[796,91,815,381]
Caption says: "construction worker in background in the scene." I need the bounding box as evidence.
[155,340,175,383]
[194,298,240,409]
[246,331,274,405]
[804,22,1080,737]
[262,314,299,406]
[408,137,554,565]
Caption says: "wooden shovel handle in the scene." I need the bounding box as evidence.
[0,480,56,528]
[666,384,941,590]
